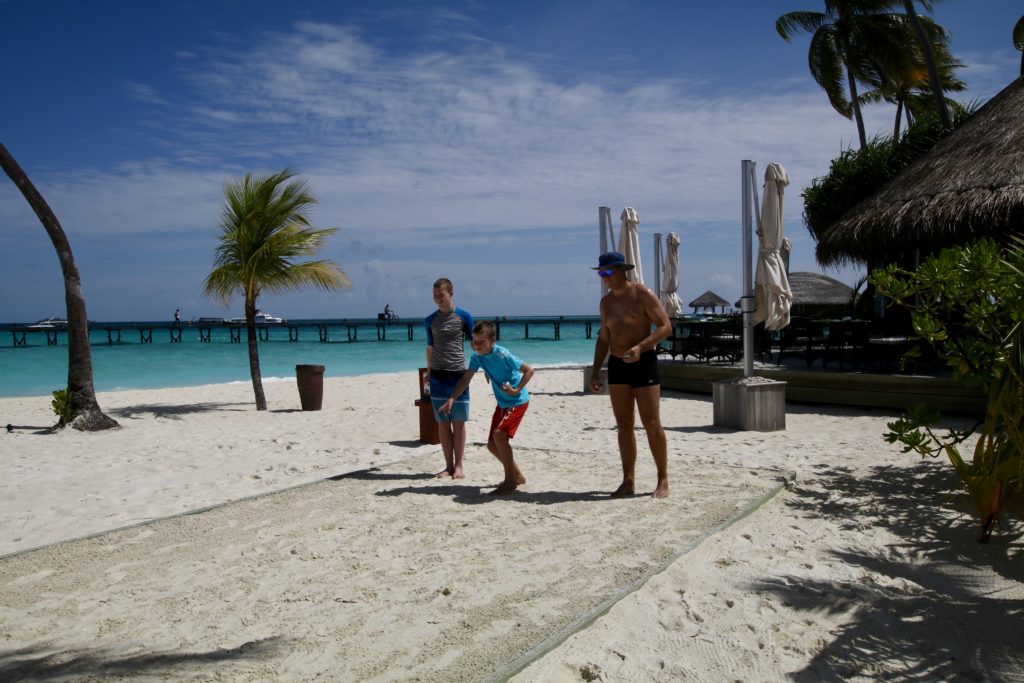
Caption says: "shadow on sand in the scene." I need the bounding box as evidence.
[375,483,610,505]
[756,460,1023,680]
[0,637,288,681]
[109,402,253,420]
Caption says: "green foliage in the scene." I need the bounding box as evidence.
[872,237,1024,540]
[802,109,970,245]
[51,388,76,424]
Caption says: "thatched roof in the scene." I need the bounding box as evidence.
[788,272,853,306]
[689,290,730,311]
[733,272,853,309]
[817,76,1024,267]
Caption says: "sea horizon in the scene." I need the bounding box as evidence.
[0,316,598,399]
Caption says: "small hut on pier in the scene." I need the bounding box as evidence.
[816,76,1024,268]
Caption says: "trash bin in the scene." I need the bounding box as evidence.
[416,367,440,445]
[295,364,325,411]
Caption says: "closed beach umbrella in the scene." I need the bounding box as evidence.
[661,232,683,317]
[618,207,643,284]
[752,163,793,331]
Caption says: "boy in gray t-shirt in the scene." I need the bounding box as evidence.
[424,277,474,478]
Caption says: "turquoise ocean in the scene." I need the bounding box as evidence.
[0,317,596,398]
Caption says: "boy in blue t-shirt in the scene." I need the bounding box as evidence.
[440,320,534,495]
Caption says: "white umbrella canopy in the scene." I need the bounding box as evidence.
[661,232,683,317]
[618,207,643,284]
[752,163,793,331]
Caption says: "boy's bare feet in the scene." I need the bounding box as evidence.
[611,480,635,497]
[653,478,669,499]
[435,468,454,478]
[489,481,518,495]
[453,467,465,479]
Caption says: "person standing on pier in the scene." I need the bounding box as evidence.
[425,278,474,478]
[174,309,181,326]
[589,252,672,498]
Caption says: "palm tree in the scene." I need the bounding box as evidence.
[894,1,953,130]
[203,169,350,411]
[857,16,964,137]
[1014,14,1023,76]
[777,1,909,148]
[0,143,118,431]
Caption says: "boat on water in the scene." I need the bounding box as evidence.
[27,318,68,330]
[223,311,287,324]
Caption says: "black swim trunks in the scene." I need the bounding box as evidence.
[607,349,660,388]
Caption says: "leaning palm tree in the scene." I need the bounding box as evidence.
[777,1,911,148]
[0,143,118,431]
[203,169,350,411]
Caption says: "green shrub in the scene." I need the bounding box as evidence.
[51,388,76,425]
[872,237,1024,541]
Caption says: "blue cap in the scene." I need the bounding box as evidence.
[593,251,635,270]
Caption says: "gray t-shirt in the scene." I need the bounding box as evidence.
[425,307,474,372]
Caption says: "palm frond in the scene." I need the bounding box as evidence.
[775,11,827,40]
[808,29,851,117]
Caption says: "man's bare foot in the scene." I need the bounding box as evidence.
[453,467,465,479]
[653,478,669,499]
[611,481,635,497]
[490,481,518,495]
[435,468,454,479]
[515,474,527,485]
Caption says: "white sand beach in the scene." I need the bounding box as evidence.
[1,367,1021,681]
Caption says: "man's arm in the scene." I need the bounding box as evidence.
[426,345,433,368]
[590,306,611,392]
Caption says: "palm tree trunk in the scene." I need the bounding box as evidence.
[893,99,904,138]
[245,299,268,411]
[0,143,118,431]
[846,67,867,148]
[902,0,952,130]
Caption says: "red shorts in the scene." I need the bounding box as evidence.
[488,403,529,443]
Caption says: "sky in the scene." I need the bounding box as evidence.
[1,1,1021,322]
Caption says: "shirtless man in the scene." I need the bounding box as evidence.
[589,252,672,498]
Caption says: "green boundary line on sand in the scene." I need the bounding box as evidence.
[0,452,434,562]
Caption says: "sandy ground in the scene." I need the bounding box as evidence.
[0,367,1021,681]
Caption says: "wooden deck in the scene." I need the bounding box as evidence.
[658,361,986,415]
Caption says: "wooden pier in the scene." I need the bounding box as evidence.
[0,317,600,348]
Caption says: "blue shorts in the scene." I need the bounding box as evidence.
[429,370,470,422]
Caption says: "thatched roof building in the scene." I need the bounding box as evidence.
[734,272,854,312]
[689,290,730,314]
[817,76,1024,267]
[788,272,853,308]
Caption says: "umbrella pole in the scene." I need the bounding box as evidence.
[653,232,662,302]
[599,206,615,297]
[741,160,756,378]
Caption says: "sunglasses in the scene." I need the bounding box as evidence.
[597,268,616,277]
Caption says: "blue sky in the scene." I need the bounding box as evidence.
[1,1,1021,322]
